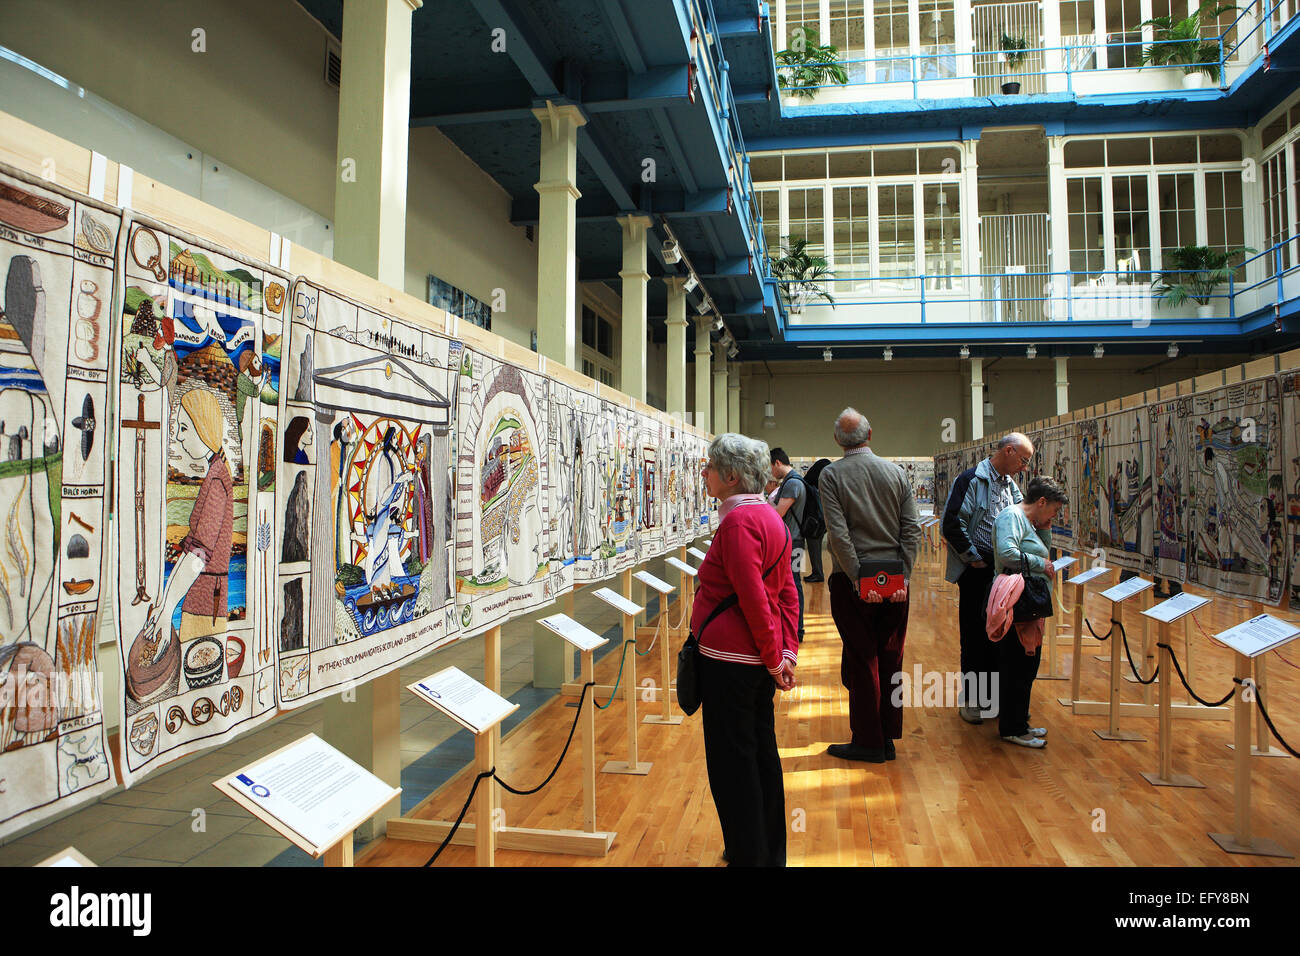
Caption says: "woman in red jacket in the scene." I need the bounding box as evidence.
[693,433,800,866]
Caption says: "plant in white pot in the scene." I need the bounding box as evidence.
[775,28,850,100]
[1140,1,1234,89]
[999,32,1030,94]
[1152,244,1253,318]
[769,237,835,316]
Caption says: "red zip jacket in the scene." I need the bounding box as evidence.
[690,496,799,675]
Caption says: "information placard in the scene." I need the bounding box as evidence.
[1051,555,1078,572]
[219,734,400,856]
[687,547,708,562]
[1142,592,1211,624]
[37,847,95,867]
[1068,566,1111,586]
[539,613,608,652]
[1214,614,1300,658]
[408,667,518,735]
[633,570,675,594]
[593,587,643,616]
[665,556,698,577]
[704,539,712,546]
[1100,577,1154,603]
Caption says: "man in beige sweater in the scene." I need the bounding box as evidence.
[819,408,923,763]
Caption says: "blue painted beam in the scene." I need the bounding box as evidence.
[780,319,1249,344]
[599,0,647,73]
[466,0,560,96]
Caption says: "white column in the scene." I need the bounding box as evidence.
[1093,0,1108,70]
[1043,0,1065,92]
[532,101,588,369]
[1055,356,1070,415]
[664,277,689,420]
[713,341,729,434]
[694,317,712,432]
[970,356,984,441]
[1047,135,1071,319]
[962,138,982,322]
[618,214,652,402]
[324,0,422,841]
[728,364,741,434]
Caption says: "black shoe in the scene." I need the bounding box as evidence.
[826,743,887,763]
[885,740,896,761]
[803,575,824,583]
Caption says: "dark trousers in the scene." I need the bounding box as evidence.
[828,571,908,748]
[956,561,998,709]
[807,535,825,578]
[997,632,1042,737]
[699,654,786,866]
[791,541,806,637]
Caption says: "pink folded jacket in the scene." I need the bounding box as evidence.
[985,573,1046,655]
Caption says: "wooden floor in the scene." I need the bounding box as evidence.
[362,547,1300,867]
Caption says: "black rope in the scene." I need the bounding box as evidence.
[494,681,594,796]
[1156,642,1235,708]
[422,681,597,865]
[1116,621,1159,685]
[1249,682,1300,758]
[1084,617,1115,642]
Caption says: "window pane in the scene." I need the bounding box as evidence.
[1067,177,1105,275]
[1065,139,1105,168]
[1157,172,1195,267]
[1204,171,1245,277]
[1111,174,1151,281]
[788,187,826,257]
[784,152,826,180]
[758,189,781,259]
[597,318,612,357]
[831,185,871,292]
[877,183,916,291]
[1107,138,1150,166]
[828,150,872,178]
[582,306,597,348]
[917,0,957,79]
[874,148,917,176]
[1199,134,1242,162]
[750,154,782,182]
[1152,136,1198,165]
[828,0,868,84]
[874,0,913,81]
[923,183,962,290]
[919,146,960,173]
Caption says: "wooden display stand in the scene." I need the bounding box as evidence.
[595,575,652,775]
[1057,564,1115,708]
[214,733,401,868]
[36,847,96,867]
[1138,592,1213,789]
[1207,613,1298,858]
[637,569,683,726]
[1039,555,1077,681]
[1093,576,1153,741]
[388,624,615,858]
[1226,601,1291,759]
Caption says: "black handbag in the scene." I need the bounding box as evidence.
[1012,555,1053,622]
[677,528,789,716]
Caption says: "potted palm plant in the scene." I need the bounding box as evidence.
[775,27,849,100]
[1152,244,1253,317]
[999,32,1030,94]
[1140,1,1235,89]
[768,237,836,315]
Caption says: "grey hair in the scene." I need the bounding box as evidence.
[998,431,1033,453]
[708,433,772,495]
[834,407,871,448]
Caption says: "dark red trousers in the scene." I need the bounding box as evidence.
[828,571,909,748]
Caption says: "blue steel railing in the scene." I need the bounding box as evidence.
[1224,0,1292,60]
[768,238,1299,325]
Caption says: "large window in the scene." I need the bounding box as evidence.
[828,0,868,83]
[788,187,826,258]
[1067,177,1105,275]
[831,186,871,287]
[874,0,913,81]
[581,304,617,389]
[878,184,917,291]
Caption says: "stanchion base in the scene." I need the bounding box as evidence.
[602,760,652,775]
[643,714,684,725]
[1226,744,1292,758]
[387,818,616,857]
[1094,729,1147,742]
[1208,832,1294,858]
[1038,673,1069,682]
[1057,696,1079,707]
[1139,771,1205,789]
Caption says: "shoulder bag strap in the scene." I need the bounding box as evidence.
[695,527,790,643]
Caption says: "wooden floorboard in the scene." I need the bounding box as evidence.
[361,552,1300,867]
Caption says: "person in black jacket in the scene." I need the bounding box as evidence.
[803,458,832,582]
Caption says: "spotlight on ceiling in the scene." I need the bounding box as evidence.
[823,348,833,362]
[883,346,893,361]
[713,315,724,331]
[1167,342,1179,358]
[683,273,698,293]
[695,298,711,314]
[727,344,739,359]
[1026,344,1037,359]
[959,345,970,359]
[662,239,681,264]
[763,402,776,429]
[1094,343,1105,359]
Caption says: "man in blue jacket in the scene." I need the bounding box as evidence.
[941,433,1033,723]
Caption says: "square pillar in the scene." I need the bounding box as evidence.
[664,277,689,419]
[970,357,984,442]
[533,101,588,369]
[694,317,713,433]
[618,214,652,402]
[712,341,728,434]
[1047,135,1071,319]
[727,364,741,433]
[1055,356,1070,415]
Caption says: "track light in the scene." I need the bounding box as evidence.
[727,344,739,359]
[883,346,893,361]
[720,331,733,347]
[763,401,776,429]
[695,298,711,314]
[712,315,724,331]
[683,273,698,293]
[1094,343,1104,359]
[1167,342,1179,358]
[959,345,970,359]
[1026,344,1037,359]
[662,239,681,264]
[823,348,832,362]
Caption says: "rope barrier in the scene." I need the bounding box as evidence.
[1084,617,1115,642]
[1156,642,1235,708]
[595,640,634,709]
[1116,621,1159,685]
[423,680,597,866]
[634,607,664,657]
[1251,682,1300,758]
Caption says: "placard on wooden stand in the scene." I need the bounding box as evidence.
[1207,613,1298,859]
[1093,576,1154,742]
[593,578,652,775]
[1040,555,1077,681]
[1226,601,1292,759]
[1057,564,1114,708]
[36,847,96,867]
[214,733,402,867]
[1138,592,1213,789]
[636,569,683,726]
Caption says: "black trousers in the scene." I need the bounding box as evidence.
[791,540,805,637]
[699,654,786,866]
[828,572,908,748]
[956,561,998,709]
[997,632,1042,737]
[806,535,825,578]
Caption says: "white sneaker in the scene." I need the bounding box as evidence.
[1001,733,1046,749]
[1028,727,1047,738]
